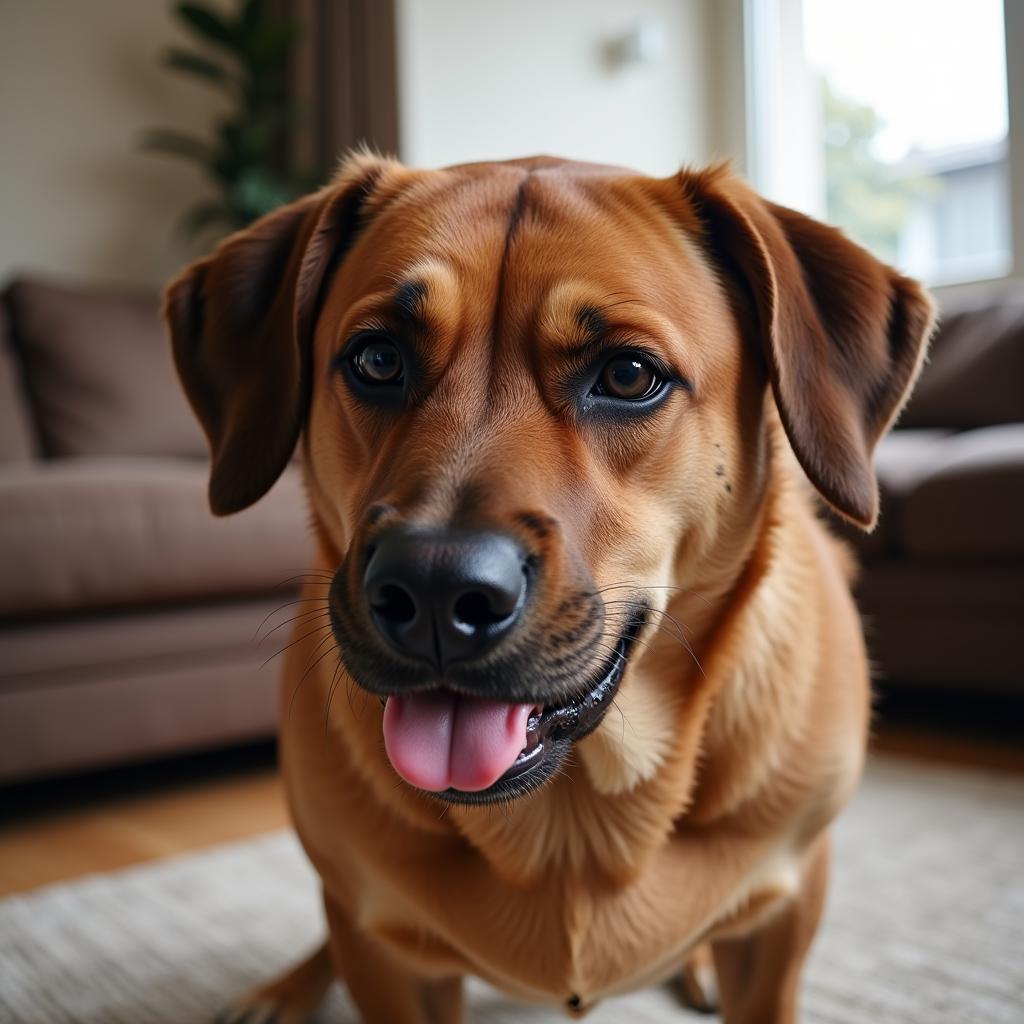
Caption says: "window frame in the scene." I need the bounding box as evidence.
[725,0,1023,299]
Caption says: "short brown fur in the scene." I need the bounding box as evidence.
[165,153,934,1024]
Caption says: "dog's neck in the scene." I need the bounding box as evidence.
[307,432,828,888]
[446,454,825,887]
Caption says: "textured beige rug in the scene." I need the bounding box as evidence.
[1,754,1022,1023]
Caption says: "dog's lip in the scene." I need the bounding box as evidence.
[412,609,646,804]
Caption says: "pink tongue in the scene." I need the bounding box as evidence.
[382,692,533,792]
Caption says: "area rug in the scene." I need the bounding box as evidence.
[1,755,1022,1023]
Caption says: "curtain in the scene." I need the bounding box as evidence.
[278,0,400,182]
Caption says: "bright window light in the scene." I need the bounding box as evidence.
[802,0,1011,284]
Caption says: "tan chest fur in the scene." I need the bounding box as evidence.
[280,479,867,1011]
[290,754,810,1010]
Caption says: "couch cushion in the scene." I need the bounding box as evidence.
[874,429,953,502]
[901,425,1024,559]
[0,597,289,783]
[4,277,206,457]
[0,459,314,617]
[900,293,1024,430]
[0,302,40,462]
[836,430,952,559]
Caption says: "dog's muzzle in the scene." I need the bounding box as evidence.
[332,524,646,804]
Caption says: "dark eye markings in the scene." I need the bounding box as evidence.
[577,347,690,420]
[333,331,412,408]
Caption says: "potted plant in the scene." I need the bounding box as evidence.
[144,0,323,237]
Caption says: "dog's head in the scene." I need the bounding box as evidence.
[166,154,933,805]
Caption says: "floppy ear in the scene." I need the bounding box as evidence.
[163,156,393,515]
[678,167,936,530]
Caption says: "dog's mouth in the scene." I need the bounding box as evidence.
[380,612,645,805]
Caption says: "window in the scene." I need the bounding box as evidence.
[744,0,1020,287]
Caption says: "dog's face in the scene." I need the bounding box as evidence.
[166,155,933,806]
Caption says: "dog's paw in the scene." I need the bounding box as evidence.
[213,989,319,1024]
[673,944,720,1015]
[214,1002,285,1024]
[215,944,332,1024]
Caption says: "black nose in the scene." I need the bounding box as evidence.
[363,528,529,669]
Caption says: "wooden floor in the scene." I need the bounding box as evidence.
[1,689,1021,898]
[0,745,287,898]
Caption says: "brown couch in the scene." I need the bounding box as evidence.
[1,276,1020,785]
[845,289,1024,694]
[0,277,313,784]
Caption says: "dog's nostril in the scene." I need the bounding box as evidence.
[372,583,416,624]
[453,590,509,629]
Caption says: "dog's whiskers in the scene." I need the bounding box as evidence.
[323,658,345,737]
[301,631,342,687]
[273,571,335,588]
[595,623,705,679]
[612,697,636,744]
[592,581,711,608]
[602,600,694,637]
[600,603,704,674]
[259,621,334,671]
[256,607,331,645]
[252,596,333,642]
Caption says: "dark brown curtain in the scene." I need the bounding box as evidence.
[277,0,400,183]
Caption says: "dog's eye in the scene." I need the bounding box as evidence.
[351,336,404,385]
[593,355,662,401]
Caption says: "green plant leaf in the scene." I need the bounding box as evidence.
[151,0,321,232]
[140,128,214,164]
[232,166,294,217]
[241,0,267,38]
[175,2,239,51]
[163,47,234,86]
[243,22,299,68]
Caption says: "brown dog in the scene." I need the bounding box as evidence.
[165,153,933,1024]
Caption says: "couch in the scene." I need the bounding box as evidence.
[1,276,1020,785]
[0,277,313,784]
[842,289,1024,694]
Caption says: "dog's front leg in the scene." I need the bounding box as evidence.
[324,893,465,1024]
[710,833,830,1024]
[214,942,332,1024]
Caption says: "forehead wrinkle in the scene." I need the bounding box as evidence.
[485,170,534,403]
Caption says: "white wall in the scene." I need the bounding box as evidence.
[0,0,227,290]
[396,0,715,176]
[0,0,728,290]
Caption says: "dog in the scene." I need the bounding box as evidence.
[165,153,933,1024]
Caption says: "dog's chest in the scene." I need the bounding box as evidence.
[349,829,799,1010]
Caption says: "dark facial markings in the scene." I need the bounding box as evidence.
[393,279,428,325]
[576,305,609,340]
[335,261,690,433]
[333,280,431,403]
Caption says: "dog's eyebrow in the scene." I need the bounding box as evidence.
[392,280,428,326]
[556,304,617,360]
[575,305,608,340]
